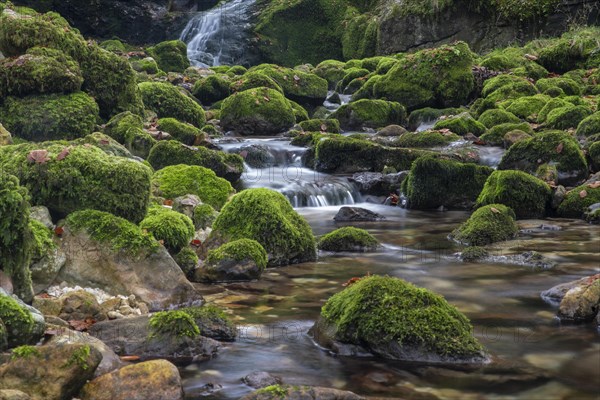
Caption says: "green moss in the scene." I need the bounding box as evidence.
[546,105,592,130]
[433,113,486,136]
[535,77,582,96]
[589,141,600,171]
[477,109,520,128]
[336,67,370,93]
[332,99,406,130]
[481,75,537,103]
[403,156,493,210]
[461,246,489,261]
[557,184,600,218]
[502,95,549,120]
[313,59,347,88]
[534,27,600,73]
[206,238,268,270]
[227,65,247,76]
[157,118,203,146]
[147,40,190,73]
[140,206,194,252]
[99,39,126,53]
[255,384,288,397]
[537,98,570,123]
[475,170,551,219]
[451,204,518,246]
[0,293,35,347]
[289,100,309,122]
[576,112,600,137]
[151,164,234,210]
[321,275,484,358]
[299,119,341,133]
[147,140,244,183]
[374,42,475,110]
[138,82,206,127]
[149,310,199,338]
[318,226,378,252]
[29,219,56,260]
[247,64,328,104]
[211,188,316,267]
[11,345,41,360]
[220,87,296,135]
[193,203,218,230]
[74,132,134,159]
[66,209,158,255]
[498,130,587,184]
[192,74,231,105]
[390,130,460,148]
[63,344,91,370]
[229,71,284,94]
[179,304,234,333]
[104,111,156,158]
[341,12,378,60]
[130,57,160,75]
[174,246,199,277]
[0,92,99,141]
[479,122,533,146]
[407,107,464,130]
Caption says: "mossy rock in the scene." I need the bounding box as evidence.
[210,188,316,267]
[140,206,194,252]
[503,130,532,148]
[316,275,486,362]
[576,112,600,137]
[451,204,518,246]
[229,71,284,94]
[537,97,570,123]
[331,99,406,130]
[146,140,244,183]
[130,57,160,75]
[477,109,520,129]
[99,39,126,53]
[146,40,190,73]
[289,100,309,122]
[66,209,158,255]
[407,107,464,131]
[482,75,537,103]
[535,28,600,73]
[174,246,198,277]
[389,130,460,148]
[0,293,37,348]
[0,47,82,97]
[0,143,152,223]
[460,246,489,262]
[104,111,156,158]
[203,238,268,282]
[545,105,592,130]
[373,42,475,110]
[313,59,347,88]
[151,164,234,210]
[480,122,533,146]
[341,13,378,60]
[318,226,378,252]
[535,77,582,96]
[336,67,369,93]
[193,203,218,230]
[299,119,341,133]
[156,118,203,146]
[498,130,588,185]
[220,87,296,135]
[0,92,99,141]
[138,82,206,127]
[74,132,134,159]
[403,155,493,210]
[557,184,600,218]
[433,112,486,136]
[589,141,600,172]
[192,74,231,105]
[149,310,199,338]
[475,170,551,219]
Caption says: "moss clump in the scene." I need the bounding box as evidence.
[149,310,199,339]
[211,189,316,267]
[63,344,92,370]
[374,42,475,110]
[534,27,600,73]
[146,40,190,73]
[174,246,199,277]
[318,226,378,252]
[152,164,234,210]
[0,293,35,348]
[157,118,203,146]
[230,71,284,94]
[289,100,309,122]
[99,39,126,53]
[103,111,156,158]
[498,130,587,185]
[477,109,520,129]
[193,203,218,230]
[0,92,99,141]
[576,112,600,137]
[403,156,493,210]
[299,119,341,133]
[390,130,460,148]
[11,345,41,360]
[480,122,533,146]
[255,385,288,397]
[0,172,33,301]
[75,132,134,159]
[502,95,549,121]
[130,57,160,75]
[313,59,347,88]
[140,206,194,252]
[475,170,551,219]
[535,77,582,96]
[433,113,486,136]
[138,82,206,127]
[320,275,484,359]
[557,184,600,218]
[192,74,231,105]
[451,204,518,246]
[461,246,489,261]
[0,143,153,223]
[481,75,537,103]
[331,99,406,130]
[407,107,464,130]
[336,67,370,93]
[536,98,570,123]
[220,87,296,135]
[545,105,592,130]
[179,304,235,335]
[29,219,56,260]
[206,238,268,270]
[66,210,158,255]
[146,140,244,183]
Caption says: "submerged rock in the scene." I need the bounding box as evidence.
[333,206,385,222]
[241,385,364,400]
[242,371,282,389]
[541,274,600,323]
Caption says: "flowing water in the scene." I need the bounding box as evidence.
[180,136,600,399]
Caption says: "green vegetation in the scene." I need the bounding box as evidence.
[433,112,486,136]
[477,108,520,128]
[461,246,489,261]
[390,130,460,148]
[139,206,195,252]
[230,71,283,93]
[332,99,406,130]
[179,304,235,334]
[502,95,549,120]
[255,385,288,397]
[0,293,35,348]
[545,105,592,130]
[149,310,200,338]
[299,119,341,133]
[174,247,199,276]
[11,345,41,360]
[192,74,231,105]
[138,82,206,127]
[193,203,218,230]
[557,184,600,218]
[318,226,378,252]
[576,112,600,137]
[63,344,92,370]
[247,64,328,104]
[480,122,533,146]
[206,239,268,270]
[146,40,190,73]
[104,111,156,158]
[29,219,56,260]
[451,204,518,246]
[156,118,204,146]
[481,75,537,103]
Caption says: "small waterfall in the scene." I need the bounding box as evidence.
[180,0,256,67]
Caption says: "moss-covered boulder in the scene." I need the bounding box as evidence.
[140,206,194,253]
[151,164,234,210]
[537,98,571,123]
[147,140,244,183]
[0,143,152,223]
[389,130,460,148]
[130,57,161,74]
[477,109,520,129]
[313,59,347,88]
[0,292,43,348]
[200,239,267,282]
[331,99,406,131]
[590,142,600,172]
[138,82,205,127]
[146,40,190,73]
[311,275,486,363]
[536,28,600,73]
[451,204,518,246]
[104,111,156,158]
[502,95,549,121]
[475,170,551,219]
[545,105,592,130]
[498,130,588,185]
[230,71,283,94]
[535,77,582,96]
[209,189,316,267]
[74,132,134,159]
[299,119,341,133]
[156,118,203,146]
[480,122,533,146]
[433,112,486,136]
[192,74,230,105]
[318,227,378,252]
[557,183,600,218]
[0,92,99,141]
[481,75,537,103]
[220,87,295,135]
[576,112,600,137]
[402,156,493,210]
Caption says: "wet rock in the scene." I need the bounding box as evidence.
[0,289,46,348]
[240,385,364,400]
[551,185,567,209]
[29,246,66,295]
[558,348,600,393]
[0,343,102,400]
[238,144,276,168]
[376,125,408,137]
[58,290,108,322]
[541,274,600,322]
[584,202,600,224]
[0,390,31,400]
[333,206,385,222]
[172,195,202,220]
[242,371,282,389]
[349,171,408,196]
[80,360,184,400]
[326,92,341,104]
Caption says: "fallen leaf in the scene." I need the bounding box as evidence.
[54,226,64,236]
[579,190,588,198]
[27,149,50,164]
[56,146,71,161]
[556,142,564,153]
[588,181,600,189]
[240,150,248,158]
[320,124,327,132]
[263,96,270,102]
[191,239,202,246]
[490,207,500,214]
[163,199,173,206]
[120,355,140,362]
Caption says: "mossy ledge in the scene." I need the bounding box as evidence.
[318,227,378,252]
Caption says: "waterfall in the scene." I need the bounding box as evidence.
[180,0,256,67]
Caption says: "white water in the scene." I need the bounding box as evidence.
[180,0,255,67]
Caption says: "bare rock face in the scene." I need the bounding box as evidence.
[542,274,600,323]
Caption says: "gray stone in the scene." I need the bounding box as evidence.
[29,206,53,229]
[242,371,282,389]
[333,206,385,222]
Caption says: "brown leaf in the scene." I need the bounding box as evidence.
[579,190,588,198]
[524,53,538,61]
[556,142,564,154]
[263,96,270,102]
[588,181,600,189]
[54,226,64,236]
[56,146,71,161]
[69,318,96,332]
[320,124,327,132]
[120,355,140,362]
[239,150,248,159]
[163,199,173,206]
[27,149,50,164]
[490,207,500,214]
